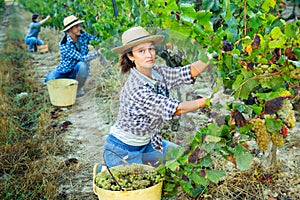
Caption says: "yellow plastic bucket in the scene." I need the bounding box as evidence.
[94,165,163,200]
[95,182,163,200]
[47,79,78,107]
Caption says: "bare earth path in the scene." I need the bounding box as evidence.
[2,1,300,199]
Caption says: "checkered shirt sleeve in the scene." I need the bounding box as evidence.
[153,64,195,88]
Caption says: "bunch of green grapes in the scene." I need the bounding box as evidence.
[250,118,270,151]
[254,64,273,75]
[276,99,296,129]
[271,131,284,147]
[95,164,164,191]
[290,68,300,80]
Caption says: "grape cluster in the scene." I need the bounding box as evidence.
[250,118,270,151]
[290,67,300,80]
[94,164,164,191]
[271,132,284,147]
[254,64,273,75]
[276,99,296,129]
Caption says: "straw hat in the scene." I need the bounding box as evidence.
[63,15,84,32]
[112,26,164,53]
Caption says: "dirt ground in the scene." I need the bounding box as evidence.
[2,1,300,200]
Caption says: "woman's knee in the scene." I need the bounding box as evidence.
[37,40,44,45]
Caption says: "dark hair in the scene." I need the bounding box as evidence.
[119,51,135,74]
[32,14,39,22]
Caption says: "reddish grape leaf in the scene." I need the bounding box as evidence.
[230,110,246,127]
[270,48,281,64]
[251,34,260,50]
[264,97,286,114]
[188,146,200,164]
[199,169,206,177]
[258,174,274,184]
[226,155,237,167]
[285,47,298,61]
[182,174,189,182]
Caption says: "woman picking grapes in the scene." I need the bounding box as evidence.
[94,26,212,174]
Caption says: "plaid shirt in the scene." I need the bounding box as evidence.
[115,64,195,151]
[56,31,101,73]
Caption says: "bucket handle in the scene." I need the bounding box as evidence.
[103,149,128,191]
[68,83,77,86]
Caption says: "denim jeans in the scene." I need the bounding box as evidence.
[24,37,44,51]
[103,134,179,168]
[44,62,89,88]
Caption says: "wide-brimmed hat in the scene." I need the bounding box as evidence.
[112,26,164,53]
[63,15,84,32]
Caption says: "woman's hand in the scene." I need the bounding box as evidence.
[40,15,51,24]
[174,97,208,115]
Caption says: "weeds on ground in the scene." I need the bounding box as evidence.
[0,6,70,200]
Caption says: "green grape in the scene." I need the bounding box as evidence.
[94,164,164,191]
[290,68,300,80]
[276,99,296,130]
[250,118,270,151]
[285,110,296,129]
[271,132,284,147]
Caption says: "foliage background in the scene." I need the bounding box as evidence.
[3,0,299,199]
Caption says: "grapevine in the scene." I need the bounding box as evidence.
[17,0,299,198]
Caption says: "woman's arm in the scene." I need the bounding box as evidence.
[40,15,50,25]
[174,97,208,115]
[190,60,210,78]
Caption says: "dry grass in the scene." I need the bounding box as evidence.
[207,170,266,200]
[0,4,72,200]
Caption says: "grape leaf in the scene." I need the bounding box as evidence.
[206,170,226,183]
[262,0,276,12]
[190,173,208,186]
[165,159,180,171]
[234,145,253,170]
[265,118,282,132]
[235,78,259,100]
[200,156,212,167]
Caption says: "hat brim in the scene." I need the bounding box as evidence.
[62,20,84,32]
[112,35,164,53]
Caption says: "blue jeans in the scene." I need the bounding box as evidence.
[24,37,44,51]
[45,62,89,90]
[103,134,179,168]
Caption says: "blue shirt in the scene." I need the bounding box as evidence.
[56,31,101,73]
[25,22,41,38]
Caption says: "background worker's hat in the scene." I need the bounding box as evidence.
[63,15,84,32]
[112,26,164,53]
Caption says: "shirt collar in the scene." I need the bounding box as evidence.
[132,67,162,87]
[66,33,80,44]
